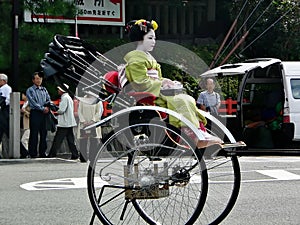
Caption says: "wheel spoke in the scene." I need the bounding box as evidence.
[87,122,208,225]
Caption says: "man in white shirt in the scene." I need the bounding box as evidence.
[47,83,79,159]
[0,73,12,150]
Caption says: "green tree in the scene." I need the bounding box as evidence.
[0,0,76,95]
[24,0,76,22]
[0,2,12,74]
[208,0,300,100]
[226,0,299,62]
[21,0,77,95]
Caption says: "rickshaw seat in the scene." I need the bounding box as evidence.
[103,71,167,119]
[103,71,157,106]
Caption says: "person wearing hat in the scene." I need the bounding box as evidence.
[48,83,79,159]
[26,72,51,158]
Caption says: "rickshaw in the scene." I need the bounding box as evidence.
[41,35,246,225]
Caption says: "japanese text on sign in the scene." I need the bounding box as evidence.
[24,0,125,26]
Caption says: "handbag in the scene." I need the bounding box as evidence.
[46,111,58,133]
[0,96,6,108]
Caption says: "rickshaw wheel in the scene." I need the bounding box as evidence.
[197,117,241,225]
[87,121,208,225]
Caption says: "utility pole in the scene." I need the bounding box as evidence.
[12,0,19,91]
[10,0,20,158]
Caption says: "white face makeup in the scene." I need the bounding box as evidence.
[140,29,156,52]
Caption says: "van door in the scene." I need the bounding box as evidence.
[282,62,300,140]
[238,63,286,148]
[289,78,300,140]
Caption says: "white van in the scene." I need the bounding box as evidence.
[200,58,300,148]
[281,61,300,140]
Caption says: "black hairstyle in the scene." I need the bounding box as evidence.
[31,71,44,80]
[125,19,158,42]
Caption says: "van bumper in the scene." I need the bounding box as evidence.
[281,123,294,142]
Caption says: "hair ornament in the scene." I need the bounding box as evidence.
[125,20,136,33]
[135,19,147,32]
[125,19,159,41]
[151,20,158,31]
[133,19,158,32]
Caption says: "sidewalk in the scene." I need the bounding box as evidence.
[0,131,78,163]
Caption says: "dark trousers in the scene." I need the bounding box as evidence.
[49,127,78,157]
[28,110,48,157]
[0,106,9,140]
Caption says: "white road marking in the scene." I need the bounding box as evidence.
[20,177,109,191]
[239,157,300,163]
[20,169,300,191]
[256,169,300,180]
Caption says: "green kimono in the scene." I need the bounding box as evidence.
[124,50,207,128]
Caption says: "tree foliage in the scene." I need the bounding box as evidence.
[207,0,300,99]
[24,0,77,22]
[0,2,12,73]
[0,1,76,95]
[227,0,300,62]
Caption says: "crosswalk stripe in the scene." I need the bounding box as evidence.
[256,169,300,180]
[20,169,300,191]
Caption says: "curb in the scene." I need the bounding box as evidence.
[0,157,81,165]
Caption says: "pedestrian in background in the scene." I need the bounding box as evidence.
[26,72,51,158]
[77,95,103,162]
[197,78,221,116]
[0,73,12,158]
[48,84,79,159]
[20,93,30,158]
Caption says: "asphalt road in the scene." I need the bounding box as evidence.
[223,156,300,225]
[0,156,299,225]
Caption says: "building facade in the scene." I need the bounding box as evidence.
[79,0,219,44]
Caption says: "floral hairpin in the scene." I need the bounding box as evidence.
[134,19,158,32]
[150,20,158,31]
[135,19,148,32]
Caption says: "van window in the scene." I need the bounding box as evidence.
[291,79,300,99]
[243,83,283,107]
[250,63,281,78]
[242,82,283,125]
